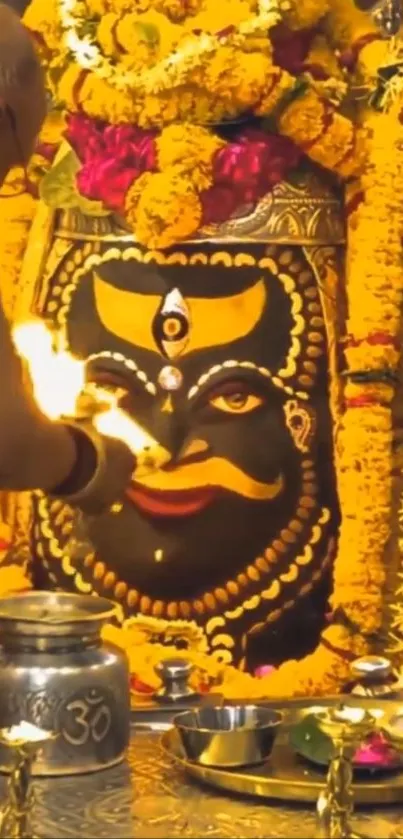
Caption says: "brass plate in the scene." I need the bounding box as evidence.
[161,705,403,806]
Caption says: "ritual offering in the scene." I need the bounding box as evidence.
[0,592,130,775]
[290,705,401,773]
[160,696,403,808]
[0,0,402,709]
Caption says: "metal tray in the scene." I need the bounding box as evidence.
[160,702,403,806]
[131,692,403,728]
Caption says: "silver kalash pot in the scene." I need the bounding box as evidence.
[0,592,130,775]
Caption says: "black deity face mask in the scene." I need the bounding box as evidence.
[56,241,336,637]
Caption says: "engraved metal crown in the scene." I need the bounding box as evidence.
[55,165,345,247]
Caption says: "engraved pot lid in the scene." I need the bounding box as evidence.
[0,591,117,637]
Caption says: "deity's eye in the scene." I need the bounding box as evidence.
[208,381,264,415]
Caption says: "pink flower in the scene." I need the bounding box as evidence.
[66,114,104,159]
[254,665,276,678]
[200,185,239,224]
[77,159,140,211]
[103,124,157,171]
[66,114,157,211]
[65,114,301,225]
[354,733,398,768]
[212,131,301,207]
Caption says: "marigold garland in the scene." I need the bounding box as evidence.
[24,0,369,246]
[276,85,367,178]
[333,104,403,644]
[57,0,282,96]
[0,0,399,697]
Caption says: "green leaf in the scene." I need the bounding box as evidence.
[289,714,333,766]
[39,149,110,217]
[133,21,160,45]
[40,149,79,209]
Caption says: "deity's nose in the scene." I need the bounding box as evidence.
[151,397,187,462]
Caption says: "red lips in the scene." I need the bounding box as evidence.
[126,484,217,518]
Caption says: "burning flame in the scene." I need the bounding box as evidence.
[13,321,85,420]
[12,320,169,468]
[94,402,154,454]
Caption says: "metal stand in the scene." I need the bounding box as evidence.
[315,706,375,839]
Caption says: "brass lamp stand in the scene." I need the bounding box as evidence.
[381,713,403,839]
[314,706,376,839]
[0,723,55,839]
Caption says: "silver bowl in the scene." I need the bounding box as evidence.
[174,705,283,768]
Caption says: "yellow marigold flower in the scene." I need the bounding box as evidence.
[23,0,63,51]
[155,0,202,20]
[232,52,273,110]
[86,0,109,13]
[279,88,323,142]
[108,0,151,12]
[137,91,181,128]
[156,123,224,190]
[278,89,365,179]
[255,67,296,117]
[203,47,237,99]
[39,111,67,147]
[0,565,31,596]
[338,599,384,636]
[58,64,87,111]
[185,0,253,35]
[97,13,120,56]
[58,66,137,123]
[156,123,223,192]
[126,166,202,249]
[80,74,137,123]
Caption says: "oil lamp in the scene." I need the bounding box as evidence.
[314,705,377,839]
[381,713,403,839]
[0,722,56,839]
[13,319,170,474]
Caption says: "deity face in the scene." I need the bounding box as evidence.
[46,240,337,653]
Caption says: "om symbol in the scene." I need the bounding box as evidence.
[60,688,112,747]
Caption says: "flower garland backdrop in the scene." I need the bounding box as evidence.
[0,0,402,697]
